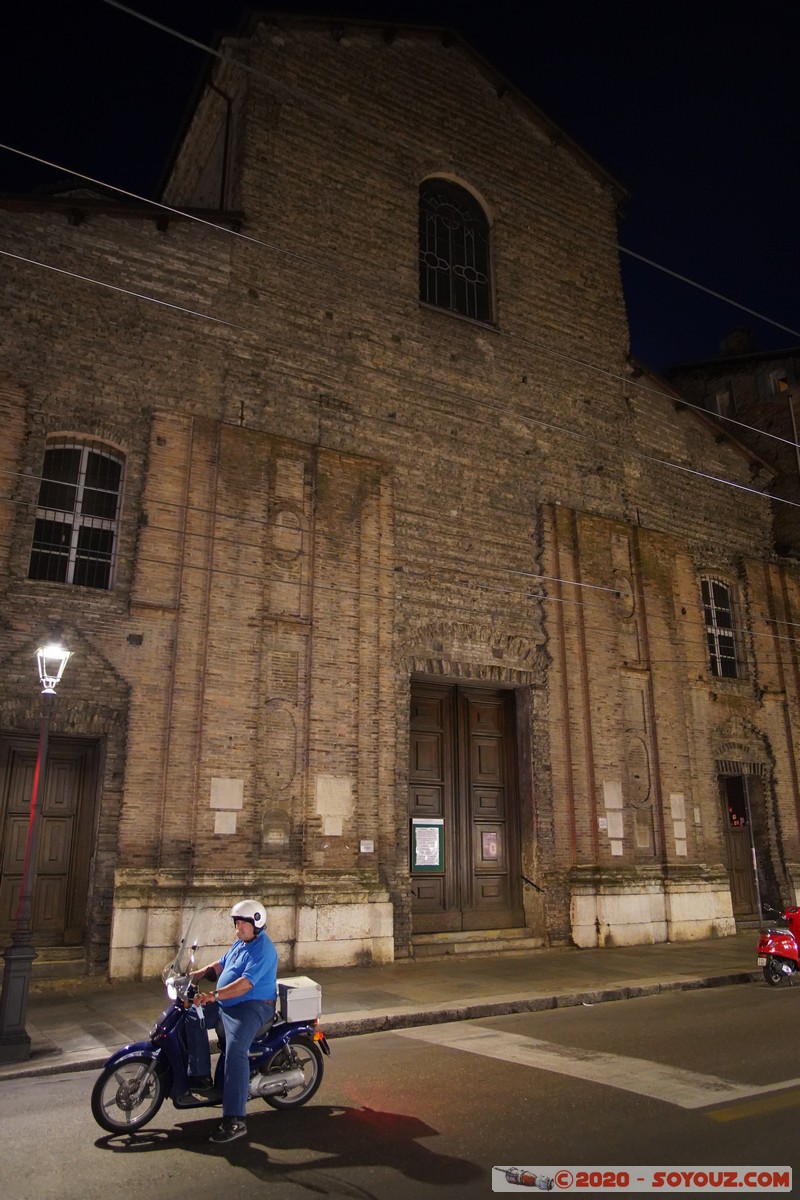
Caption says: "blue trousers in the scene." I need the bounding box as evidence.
[186,998,274,1118]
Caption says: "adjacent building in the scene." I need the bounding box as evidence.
[668,330,800,556]
[2,16,799,978]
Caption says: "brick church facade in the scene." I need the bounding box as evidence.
[2,16,800,978]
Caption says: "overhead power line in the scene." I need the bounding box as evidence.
[98,0,800,344]
[0,240,789,527]
[4,137,800,463]
[2,451,799,666]
[2,10,798,643]
[0,261,785,528]
[0,248,248,331]
[14,511,800,669]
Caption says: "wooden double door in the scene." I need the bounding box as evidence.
[409,682,523,933]
[719,774,759,919]
[0,736,99,946]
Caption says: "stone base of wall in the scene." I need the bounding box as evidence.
[108,870,394,979]
[570,865,736,948]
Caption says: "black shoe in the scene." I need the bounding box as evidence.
[209,1117,248,1144]
[187,1074,214,1092]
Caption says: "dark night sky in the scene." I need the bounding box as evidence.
[2,0,798,372]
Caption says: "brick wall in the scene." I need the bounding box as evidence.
[1,19,798,972]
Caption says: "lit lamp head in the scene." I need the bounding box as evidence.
[36,642,71,695]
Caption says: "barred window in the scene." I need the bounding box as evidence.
[28,440,123,590]
[419,179,492,323]
[701,578,739,679]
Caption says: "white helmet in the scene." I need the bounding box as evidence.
[230,899,266,930]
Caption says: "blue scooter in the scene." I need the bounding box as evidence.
[91,933,330,1134]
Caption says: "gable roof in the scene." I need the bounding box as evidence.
[158,10,628,204]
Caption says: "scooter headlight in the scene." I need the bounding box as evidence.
[164,972,189,1001]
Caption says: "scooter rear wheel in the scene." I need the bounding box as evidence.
[763,958,787,987]
[261,1034,323,1109]
[91,1054,167,1132]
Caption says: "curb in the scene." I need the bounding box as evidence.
[0,969,761,1083]
[321,970,761,1037]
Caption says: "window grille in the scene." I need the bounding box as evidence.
[418,179,492,322]
[701,578,738,678]
[28,440,123,590]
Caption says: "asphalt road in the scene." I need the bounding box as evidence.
[1,984,798,1199]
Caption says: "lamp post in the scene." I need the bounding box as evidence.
[0,641,71,1063]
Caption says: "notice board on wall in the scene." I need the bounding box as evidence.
[411,817,444,872]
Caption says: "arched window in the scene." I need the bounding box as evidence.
[700,577,739,679]
[418,179,492,323]
[28,438,124,590]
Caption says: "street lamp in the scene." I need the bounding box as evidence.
[0,641,71,1063]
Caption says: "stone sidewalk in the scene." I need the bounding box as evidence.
[0,931,763,1081]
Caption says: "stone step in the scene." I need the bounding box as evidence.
[32,953,87,982]
[0,947,88,984]
[413,926,535,945]
[411,927,543,959]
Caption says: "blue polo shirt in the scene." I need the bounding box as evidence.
[216,932,278,1006]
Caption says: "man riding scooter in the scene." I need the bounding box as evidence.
[185,898,278,1144]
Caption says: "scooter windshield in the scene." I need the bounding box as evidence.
[162,905,206,981]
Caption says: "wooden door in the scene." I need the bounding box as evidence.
[0,737,99,946]
[409,682,523,933]
[719,775,758,918]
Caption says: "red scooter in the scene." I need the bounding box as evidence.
[757,903,800,986]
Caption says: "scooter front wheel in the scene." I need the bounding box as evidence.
[261,1035,324,1109]
[91,1054,167,1132]
[763,958,787,987]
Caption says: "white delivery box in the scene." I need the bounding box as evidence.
[277,975,322,1022]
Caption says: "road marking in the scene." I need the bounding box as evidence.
[396,1024,800,1110]
[706,1087,800,1122]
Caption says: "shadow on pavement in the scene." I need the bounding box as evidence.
[95,1103,484,1190]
